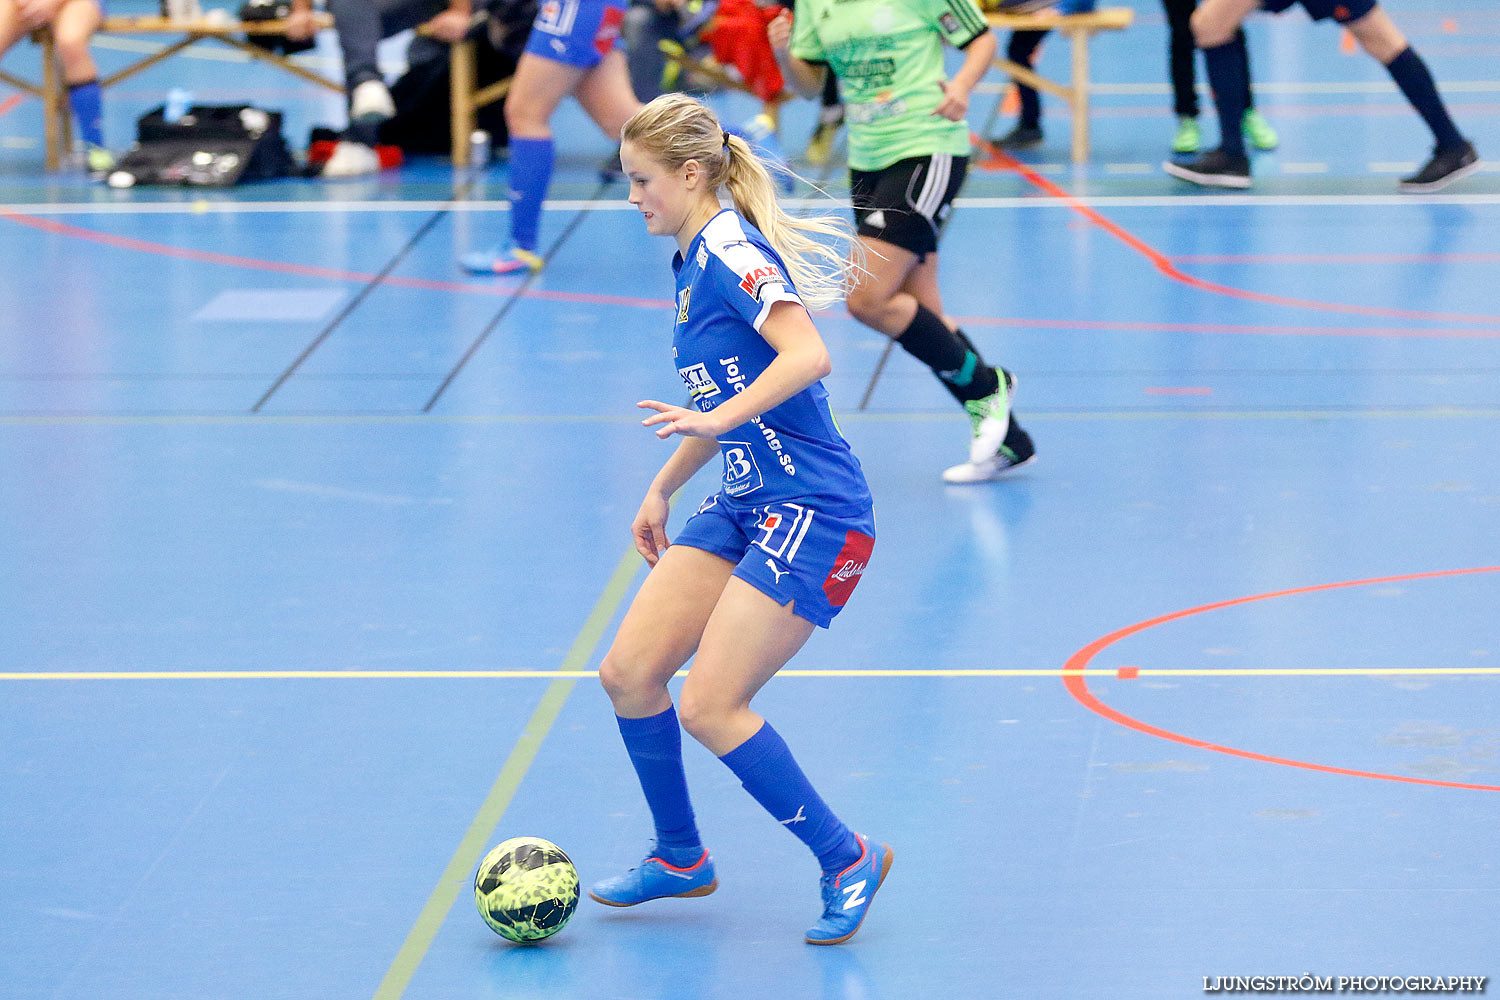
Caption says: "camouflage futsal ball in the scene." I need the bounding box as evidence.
[474,837,580,943]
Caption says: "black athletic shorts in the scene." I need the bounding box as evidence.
[1260,0,1375,23]
[849,153,968,259]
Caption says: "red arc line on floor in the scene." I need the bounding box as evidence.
[976,141,1500,327]
[1061,566,1500,792]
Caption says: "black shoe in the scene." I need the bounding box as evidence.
[992,123,1044,150]
[1399,141,1480,193]
[1162,149,1252,189]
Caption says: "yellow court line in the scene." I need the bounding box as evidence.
[369,549,641,1000]
[5,667,1499,681]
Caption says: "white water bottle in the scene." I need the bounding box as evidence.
[165,88,192,123]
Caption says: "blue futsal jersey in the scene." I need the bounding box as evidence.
[671,210,871,517]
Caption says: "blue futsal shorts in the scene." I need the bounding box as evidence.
[674,494,876,628]
[524,0,626,68]
[1260,0,1375,23]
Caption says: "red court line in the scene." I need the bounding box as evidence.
[1061,566,1500,792]
[976,141,1500,327]
[952,314,1500,340]
[0,94,25,118]
[7,209,1500,339]
[0,209,675,311]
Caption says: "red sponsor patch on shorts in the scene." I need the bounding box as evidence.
[822,530,874,608]
[594,5,624,56]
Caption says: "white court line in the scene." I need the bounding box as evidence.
[5,194,1500,217]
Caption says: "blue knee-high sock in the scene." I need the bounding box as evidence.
[1202,38,1249,158]
[1385,47,1465,150]
[617,707,703,853]
[718,721,861,874]
[67,80,105,148]
[505,136,553,253]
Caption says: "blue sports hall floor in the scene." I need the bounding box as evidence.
[3,1,1498,997]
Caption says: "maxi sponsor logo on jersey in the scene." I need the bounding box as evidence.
[739,264,785,301]
[721,355,796,477]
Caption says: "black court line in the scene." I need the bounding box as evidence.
[422,178,612,413]
[249,181,476,413]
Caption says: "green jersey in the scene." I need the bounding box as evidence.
[790,0,989,171]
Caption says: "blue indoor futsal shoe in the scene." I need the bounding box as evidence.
[804,834,894,945]
[459,246,544,276]
[588,847,718,907]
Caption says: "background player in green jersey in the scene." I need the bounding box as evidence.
[770,0,1035,484]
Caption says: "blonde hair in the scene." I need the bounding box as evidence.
[622,94,859,311]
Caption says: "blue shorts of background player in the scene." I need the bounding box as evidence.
[674,495,876,629]
[523,0,626,69]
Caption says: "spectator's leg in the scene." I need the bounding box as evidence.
[992,29,1046,147]
[1009,30,1045,130]
[1162,0,1197,118]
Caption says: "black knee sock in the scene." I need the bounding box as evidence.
[1009,30,1048,129]
[896,304,999,404]
[1385,46,1465,150]
[1202,37,1249,158]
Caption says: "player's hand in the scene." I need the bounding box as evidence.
[283,8,318,40]
[932,80,970,121]
[766,9,793,53]
[17,0,63,28]
[637,400,722,440]
[654,0,685,12]
[632,491,672,566]
[426,8,472,42]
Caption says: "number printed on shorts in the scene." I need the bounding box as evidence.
[752,503,816,562]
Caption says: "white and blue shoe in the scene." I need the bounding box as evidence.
[588,847,717,907]
[804,834,894,945]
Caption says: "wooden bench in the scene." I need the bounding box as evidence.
[7,14,337,170]
[415,22,513,168]
[984,6,1133,163]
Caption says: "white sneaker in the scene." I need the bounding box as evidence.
[964,368,1014,464]
[942,420,1036,484]
[321,140,380,177]
[350,79,395,123]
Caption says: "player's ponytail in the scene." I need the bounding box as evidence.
[622,94,859,312]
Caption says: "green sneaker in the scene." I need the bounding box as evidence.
[1242,109,1279,151]
[85,144,115,176]
[1171,116,1200,155]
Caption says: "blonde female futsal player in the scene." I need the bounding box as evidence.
[588,93,891,945]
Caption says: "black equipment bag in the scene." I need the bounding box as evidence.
[114,105,295,186]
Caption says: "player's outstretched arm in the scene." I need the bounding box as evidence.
[641,301,831,442]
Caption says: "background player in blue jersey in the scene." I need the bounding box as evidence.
[460,0,642,274]
[588,93,891,946]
